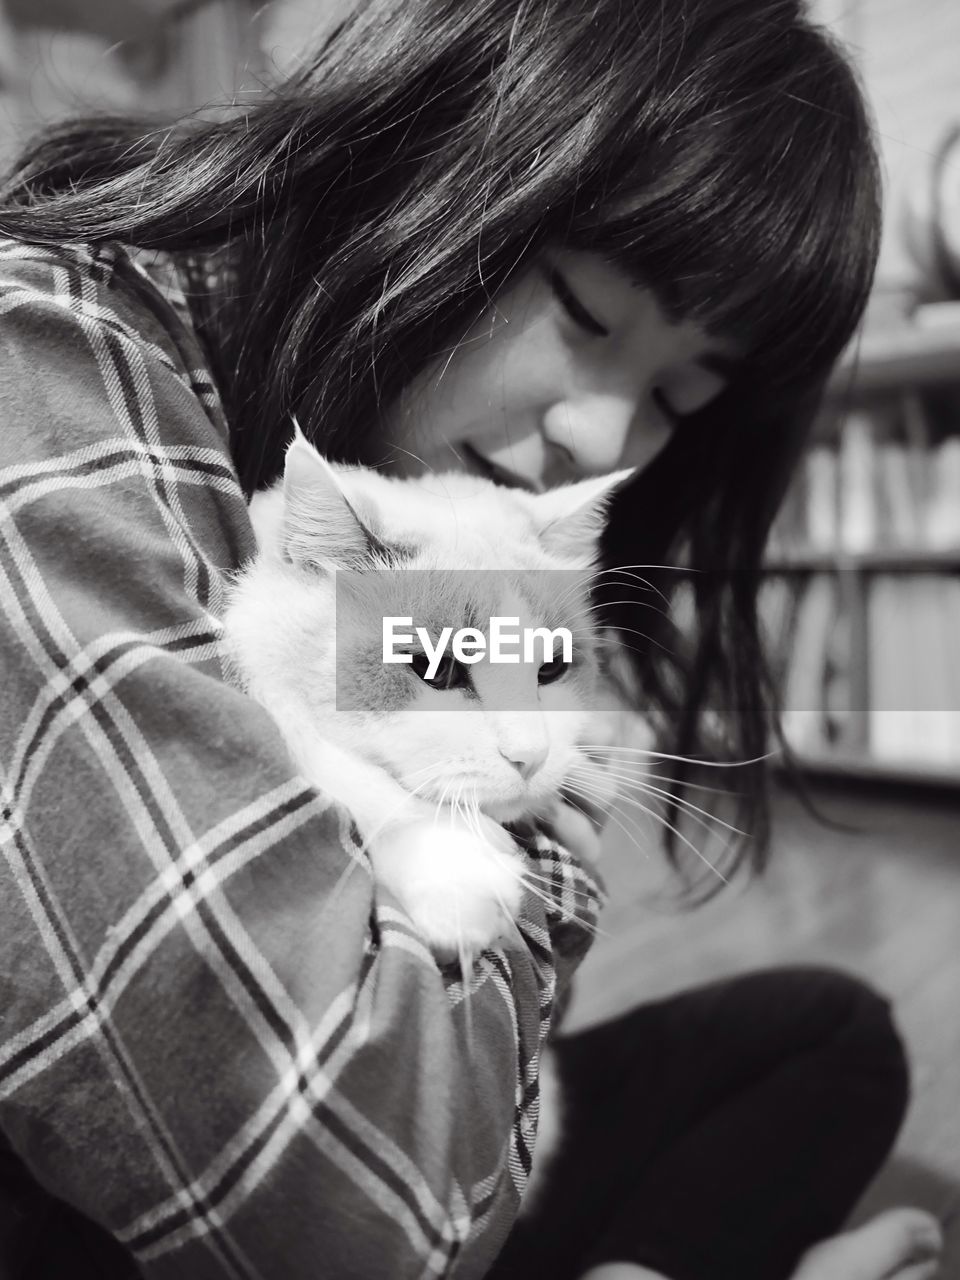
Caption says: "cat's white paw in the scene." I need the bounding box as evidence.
[371,814,525,962]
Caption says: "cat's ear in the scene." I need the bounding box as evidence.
[281,429,377,571]
[531,469,634,562]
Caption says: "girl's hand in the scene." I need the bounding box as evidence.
[546,799,604,871]
[549,701,657,871]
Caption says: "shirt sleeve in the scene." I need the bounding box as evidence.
[0,241,602,1279]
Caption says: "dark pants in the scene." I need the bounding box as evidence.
[488,966,909,1280]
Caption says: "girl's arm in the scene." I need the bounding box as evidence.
[0,240,600,1278]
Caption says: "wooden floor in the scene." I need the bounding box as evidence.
[566,775,960,1276]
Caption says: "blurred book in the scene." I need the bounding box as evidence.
[877,443,919,547]
[805,446,839,551]
[867,575,917,762]
[780,574,837,755]
[770,405,960,558]
[867,574,960,767]
[925,436,960,549]
[839,412,878,553]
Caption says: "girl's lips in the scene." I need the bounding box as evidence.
[462,443,543,493]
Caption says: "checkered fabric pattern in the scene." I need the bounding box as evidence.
[0,238,603,1279]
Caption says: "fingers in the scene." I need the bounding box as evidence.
[545,800,603,868]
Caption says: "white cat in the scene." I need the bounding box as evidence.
[222,431,629,961]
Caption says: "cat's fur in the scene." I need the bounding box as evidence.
[222,432,627,960]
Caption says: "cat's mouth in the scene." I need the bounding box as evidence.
[462,444,543,493]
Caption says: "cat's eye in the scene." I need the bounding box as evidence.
[409,651,469,690]
[547,268,610,338]
[538,657,570,685]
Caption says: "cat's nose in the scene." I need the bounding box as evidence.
[499,743,548,780]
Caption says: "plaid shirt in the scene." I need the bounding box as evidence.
[0,238,602,1279]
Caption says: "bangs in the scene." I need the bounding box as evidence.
[564,23,880,398]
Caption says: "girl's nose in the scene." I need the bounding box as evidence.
[542,394,640,476]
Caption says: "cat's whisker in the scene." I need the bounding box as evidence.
[565,764,749,840]
[399,762,451,790]
[522,884,603,929]
[604,778,747,839]
[315,851,367,920]
[595,783,745,844]
[560,781,655,865]
[574,756,739,796]
[511,863,601,908]
[454,905,478,1050]
[405,770,452,805]
[447,796,588,939]
[453,787,477,837]
[352,769,450,853]
[592,566,666,599]
[564,621,675,658]
[537,574,592,608]
[455,812,592,921]
[563,779,730,885]
[570,562,689,623]
[401,758,449,779]
[579,596,668,617]
[568,607,677,658]
[519,883,604,940]
[500,911,530,955]
[560,768,727,870]
[587,591,670,621]
[432,777,457,829]
[600,561,693,571]
[592,624,659,649]
[567,782,744,855]
[612,792,735,872]
[596,560,695,589]
[546,559,672,615]
[446,782,480,1003]
[561,781,670,868]
[575,744,779,769]
[542,578,621,620]
[513,869,604,937]
[562,619,665,643]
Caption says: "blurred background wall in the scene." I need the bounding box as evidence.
[811,0,960,294]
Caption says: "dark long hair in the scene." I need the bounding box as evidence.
[0,0,881,888]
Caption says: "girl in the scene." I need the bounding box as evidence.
[0,0,943,1276]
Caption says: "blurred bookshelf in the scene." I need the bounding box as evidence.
[827,304,960,395]
[765,300,960,788]
[0,1,264,173]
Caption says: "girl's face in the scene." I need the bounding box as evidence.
[380,249,740,491]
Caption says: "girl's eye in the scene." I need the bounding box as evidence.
[538,657,570,686]
[410,652,469,690]
[548,269,609,338]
